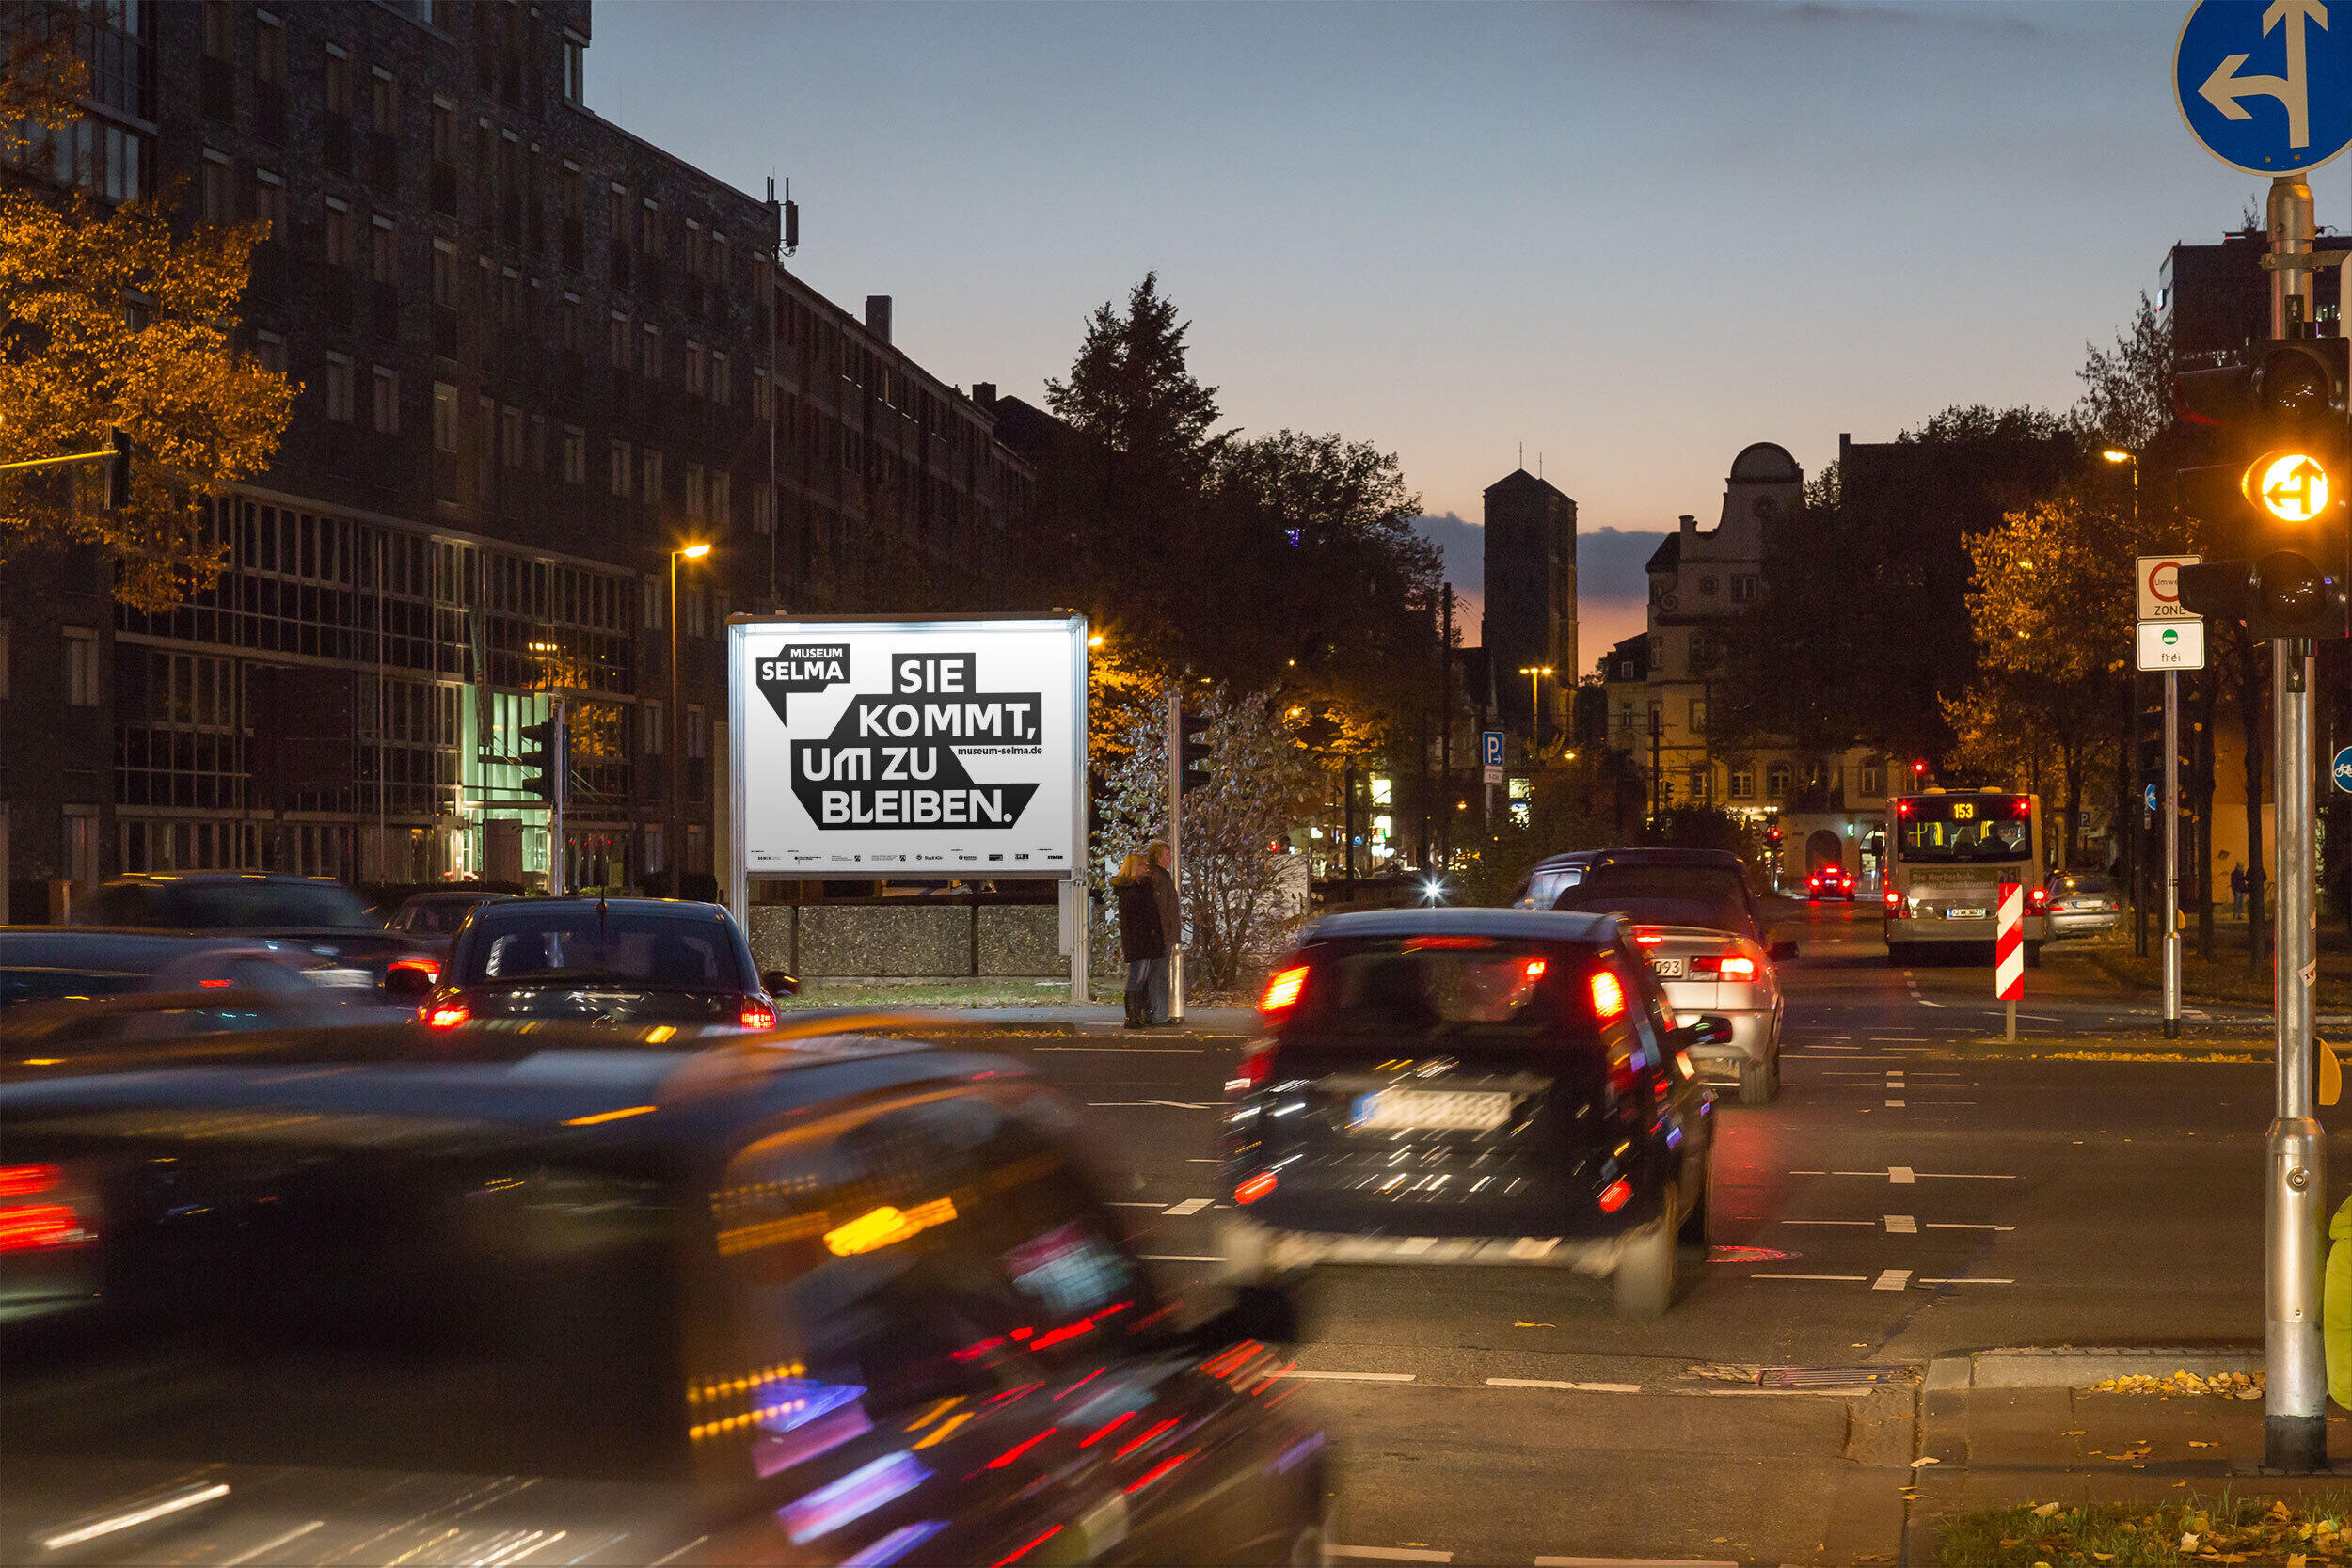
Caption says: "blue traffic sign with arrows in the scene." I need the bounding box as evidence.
[2334,745,2352,793]
[2176,0,2352,174]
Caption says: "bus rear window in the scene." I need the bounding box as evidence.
[1896,796,2032,863]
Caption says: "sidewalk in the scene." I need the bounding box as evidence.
[1905,1347,2352,1564]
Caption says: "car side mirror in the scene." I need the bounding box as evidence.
[1769,939,1799,962]
[381,966,434,1001]
[761,970,800,998]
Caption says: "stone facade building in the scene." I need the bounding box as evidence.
[1480,467,1576,750]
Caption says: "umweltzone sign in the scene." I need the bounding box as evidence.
[730,616,1088,878]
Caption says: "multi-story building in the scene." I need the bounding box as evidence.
[1480,467,1576,749]
[1,1,1034,917]
[2159,227,2349,362]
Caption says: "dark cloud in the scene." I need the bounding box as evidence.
[1412,512,1483,596]
[1580,527,1672,603]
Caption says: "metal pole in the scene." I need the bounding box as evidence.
[2163,670,2181,1038]
[669,554,680,895]
[2264,172,2326,1474]
[1167,689,1184,1023]
[548,696,566,898]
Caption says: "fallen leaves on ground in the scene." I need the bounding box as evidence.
[2088,1370,2265,1399]
[1942,1494,2352,1566]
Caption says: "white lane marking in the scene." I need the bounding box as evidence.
[1888,1165,1915,1184]
[1926,1222,2015,1231]
[1486,1377,1643,1392]
[1870,1037,1931,1042]
[1753,1272,1869,1281]
[1163,1198,1213,1216]
[1919,1171,2016,1180]
[1916,998,1947,1008]
[1872,1269,1913,1291]
[1919,1277,2017,1285]
[1534,1559,1738,1567]
[1883,1214,1916,1233]
[1186,1157,1220,1163]
[1789,1169,1830,1175]
[221,1523,326,1567]
[1279,1370,1418,1382]
[1331,1548,1453,1564]
[1884,1099,1907,1107]
[1783,1219,1874,1226]
[1140,1254,1225,1262]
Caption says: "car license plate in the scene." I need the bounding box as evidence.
[1353,1088,1511,1132]
[1947,907,1986,920]
[1650,957,1687,978]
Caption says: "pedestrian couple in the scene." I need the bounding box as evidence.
[1113,840,1180,1028]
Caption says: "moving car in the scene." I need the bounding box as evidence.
[0,1015,1329,1564]
[1509,851,1600,911]
[1549,848,1790,1104]
[0,929,409,1044]
[419,896,796,1032]
[1218,908,1715,1319]
[74,874,433,996]
[386,889,517,968]
[1804,864,1855,901]
[2043,871,2122,940]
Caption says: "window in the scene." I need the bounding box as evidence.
[370,68,396,130]
[65,629,98,707]
[685,219,703,274]
[1689,698,1707,733]
[430,99,453,161]
[609,439,630,498]
[1766,762,1792,800]
[1729,766,1755,800]
[199,150,232,223]
[608,311,629,370]
[562,426,586,484]
[642,699,663,753]
[324,46,352,116]
[686,704,706,759]
[641,323,660,381]
[684,464,705,522]
[685,586,705,638]
[369,215,396,283]
[685,340,705,397]
[325,354,355,421]
[528,413,547,473]
[253,330,286,374]
[751,481,772,535]
[432,382,458,451]
[562,33,584,103]
[255,14,283,82]
[711,471,730,530]
[204,2,234,58]
[1861,760,1886,798]
[752,365,771,420]
[371,366,399,433]
[711,351,730,407]
[643,823,664,874]
[431,238,455,305]
[253,172,284,239]
[641,448,662,507]
[501,405,524,467]
[323,199,354,267]
[710,230,727,288]
[640,198,660,255]
[1731,575,1759,604]
[559,293,584,354]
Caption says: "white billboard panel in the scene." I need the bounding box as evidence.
[728,613,1088,881]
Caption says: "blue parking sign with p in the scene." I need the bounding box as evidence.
[1481,731,1504,768]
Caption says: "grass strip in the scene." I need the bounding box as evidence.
[1938,1491,2352,1566]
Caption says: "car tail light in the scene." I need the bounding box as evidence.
[1234,1171,1277,1205]
[1260,964,1309,1016]
[739,999,778,1030]
[1689,954,1757,981]
[0,1164,60,1199]
[423,1003,469,1029]
[1403,935,1491,951]
[0,1164,90,1254]
[1597,1179,1631,1214]
[389,956,440,983]
[1589,969,1628,1022]
[1229,1045,1275,1095]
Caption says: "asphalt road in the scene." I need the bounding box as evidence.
[957,898,2314,1566]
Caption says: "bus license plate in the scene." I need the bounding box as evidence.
[1353,1089,1512,1132]
[1650,957,1687,978]
[1947,907,1986,920]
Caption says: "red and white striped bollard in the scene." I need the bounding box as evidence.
[1995,880,2024,1041]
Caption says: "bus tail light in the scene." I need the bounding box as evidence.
[1884,891,1908,918]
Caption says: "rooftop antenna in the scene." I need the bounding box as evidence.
[1539,451,1544,481]
[1518,441,1523,470]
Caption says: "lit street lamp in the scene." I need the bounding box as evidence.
[669,543,710,893]
[1518,664,1552,752]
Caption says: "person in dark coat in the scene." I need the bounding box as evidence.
[1112,852,1166,1029]
[1148,839,1180,1024]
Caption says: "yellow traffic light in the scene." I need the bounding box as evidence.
[2243,449,2331,525]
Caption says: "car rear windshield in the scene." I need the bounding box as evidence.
[462,909,743,988]
[1286,937,1583,1037]
[2051,874,2112,895]
[161,881,379,930]
[1552,866,1756,936]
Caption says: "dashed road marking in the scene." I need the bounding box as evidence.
[1927,1222,2015,1231]
[1486,1377,1643,1393]
[1872,1268,1913,1291]
[1885,1098,1907,1107]
[1331,1549,1452,1563]
[1883,1214,1916,1233]
[1920,1276,2016,1285]
[1888,1165,1915,1184]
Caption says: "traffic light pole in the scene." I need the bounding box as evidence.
[2163,670,2181,1038]
[1166,689,1184,1024]
[548,696,567,898]
[2263,172,2325,1476]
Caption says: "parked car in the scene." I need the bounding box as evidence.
[0,1014,1330,1565]
[1805,864,1855,901]
[1218,907,1716,1320]
[2043,871,2123,939]
[73,874,434,998]
[386,889,518,971]
[1548,848,1790,1104]
[420,896,796,1032]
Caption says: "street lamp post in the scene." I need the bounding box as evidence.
[1518,664,1552,756]
[2106,447,2182,1039]
[668,543,709,894]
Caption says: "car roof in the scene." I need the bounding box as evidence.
[1304,906,1620,942]
[1526,847,1745,875]
[469,897,730,921]
[400,890,512,902]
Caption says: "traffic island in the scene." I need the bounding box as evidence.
[1906,1349,2352,1565]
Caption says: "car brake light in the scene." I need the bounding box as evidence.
[739,999,778,1030]
[1597,1179,1631,1214]
[1404,935,1491,950]
[424,1003,469,1029]
[1234,1171,1277,1205]
[0,1204,84,1253]
[1703,956,1756,981]
[389,956,441,983]
[1261,964,1309,1015]
[1631,927,1665,946]
[0,1164,61,1199]
[1589,970,1627,1022]
[1229,1046,1275,1095]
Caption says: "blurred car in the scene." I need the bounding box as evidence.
[0,929,411,1049]
[1804,864,1855,901]
[2043,871,2122,939]
[420,897,796,1033]
[1218,907,1715,1320]
[386,889,517,966]
[1549,848,1790,1105]
[75,874,434,997]
[0,1014,1330,1564]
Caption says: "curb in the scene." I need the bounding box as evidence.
[1925,1345,2265,1392]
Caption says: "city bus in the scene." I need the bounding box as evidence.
[1883,788,2047,964]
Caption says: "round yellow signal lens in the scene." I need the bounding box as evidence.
[2243,450,2331,524]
